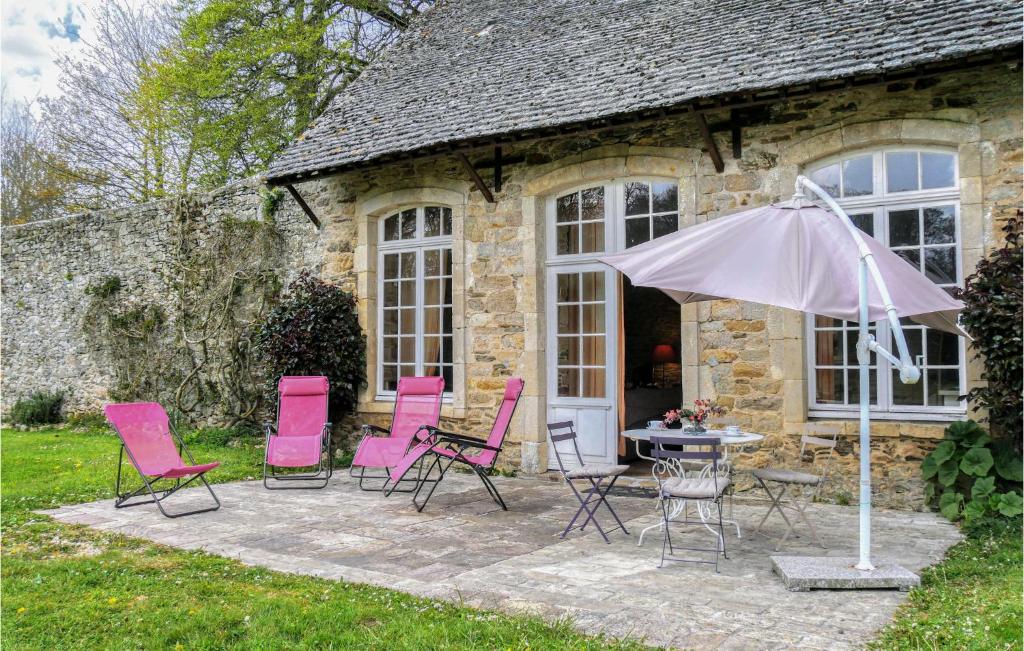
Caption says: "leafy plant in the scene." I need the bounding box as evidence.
[957,215,1022,446]
[255,272,366,423]
[922,420,1023,523]
[8,391,64,426]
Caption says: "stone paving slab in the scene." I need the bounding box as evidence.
[42,473,960,650]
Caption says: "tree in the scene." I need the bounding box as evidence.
[0,94,76,224]
[42,0,196,209]
[145,0,429,187]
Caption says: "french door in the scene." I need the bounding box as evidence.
[546,263,618,467]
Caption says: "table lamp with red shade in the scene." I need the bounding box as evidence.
[651,344,675,386]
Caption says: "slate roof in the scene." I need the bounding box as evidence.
[266,0,1022,184]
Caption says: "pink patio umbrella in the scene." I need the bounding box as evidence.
[601,176,965,578]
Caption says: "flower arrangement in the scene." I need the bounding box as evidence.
[663,399,725,430]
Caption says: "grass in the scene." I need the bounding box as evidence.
[1,425,646,650]
[870,519,1023,651]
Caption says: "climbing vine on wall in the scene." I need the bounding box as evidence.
[83,193,285,426]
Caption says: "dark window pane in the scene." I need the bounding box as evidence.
[383,281,398,306]
[443,278,452,304]
[556,224,579,255]
[441,248,452,276]
[625,181,649,216]
[400,252,416,278]
[581,186,604,221]
[441,366,453,392]
[810,163,840,197]
[557,305,580,334]
[383,310,398,335]
[399,309,416,334]
[442,308,452,334]
[557,273,579,303]
[581,222,604,253]
[382,337,398,363]
[892,368,924,405]
[902,327,924,359]
[653,213,678,239]
[558,336,579,365]
[558,368,579,397]
[847,368,877,405]
[923,206,956,244]
[556,193,578,223]
[927,369,961,406]
[652,182,678,213]
[424,207,441,237]
[625,217,649,248]
[442,207,453,235]
[849,213,874,236]
[886,151,919,192]
[383,253,398,279]
[382,365,398,391]
[889,209,920,246]
[400,209,417,239]
[815,369,845,404]
[921,152,955,189]
[924,247,956,285]
[424,249,440,276]
[442,337,453,364]
[384,213,399,241]
[927,330,961,366]
[842,155,872,197]
[399,336,415,362]
[895,248,921,271]
[399,364,416,378]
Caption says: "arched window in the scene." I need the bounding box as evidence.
[377,206,453,395]
[805,148,964,418]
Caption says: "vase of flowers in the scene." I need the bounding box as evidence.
[664,399,725,432]
[662,408,689,429]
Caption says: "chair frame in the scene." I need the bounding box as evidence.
[386,379,525,512]
[650,435,728,571]
[112,420,221,519]
[263,420,334,490]
[753,425,839,550]
[547,421,630,544]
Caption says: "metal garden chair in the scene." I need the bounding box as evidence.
[752,424,839,550]
[547,421,630,544]
[104,402,221,518]
[350,375,444,491]
[385,377,525,512]
[650,434,729,571]
[263,376,332,489]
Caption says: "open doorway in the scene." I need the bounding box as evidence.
[620,276,681,462]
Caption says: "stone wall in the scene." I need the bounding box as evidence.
[3,64,1020,508]
[1,178,323,417]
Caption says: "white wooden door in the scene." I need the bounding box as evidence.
[546,263,618,468]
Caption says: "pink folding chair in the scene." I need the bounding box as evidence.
[386,377,524,512]
[264,376,332,489]
[350,376,445,491]
[104,402,221,518]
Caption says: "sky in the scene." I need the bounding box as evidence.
[2,0,105,104]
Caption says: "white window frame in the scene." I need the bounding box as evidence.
[376,206,453,401]
[804,147,967,420]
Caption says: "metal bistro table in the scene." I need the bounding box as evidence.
[621,427,764,545]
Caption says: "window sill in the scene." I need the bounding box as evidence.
[808,409,966,423]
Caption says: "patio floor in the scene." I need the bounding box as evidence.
[43,472,960,650]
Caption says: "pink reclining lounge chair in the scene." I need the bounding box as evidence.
[350,376,444,491]
[386,377,524,512]
[104,402,221,518]
[264,376,332,489]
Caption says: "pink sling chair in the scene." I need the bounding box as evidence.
[385,377,524,512]
[264,376,332,489]
[350,375,445,491]
[104,402,221,518]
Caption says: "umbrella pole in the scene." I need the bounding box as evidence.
[856,259,875,571]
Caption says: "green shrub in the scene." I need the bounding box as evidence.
[957,215,1022,446]
[254,272,366,424]
[8,392,65,425]
[921,420,1023,524]
[66,411,109,430]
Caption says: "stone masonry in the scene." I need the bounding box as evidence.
[3,65,1021,509]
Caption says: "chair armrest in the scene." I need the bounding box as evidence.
[362,423,390,435]
[264,422,276,437]
[434,431,500,453]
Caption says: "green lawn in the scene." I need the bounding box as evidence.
[1,425,645,650]
[871,520,1023,651]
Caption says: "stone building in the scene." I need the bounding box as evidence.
[3,0,1021,507]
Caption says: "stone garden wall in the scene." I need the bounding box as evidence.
[3,64,1020,508]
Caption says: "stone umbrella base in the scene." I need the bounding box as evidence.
[771,556,921,592]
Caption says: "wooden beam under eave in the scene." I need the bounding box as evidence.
[456,152,495,203]
[285,184,322,229]
[695,113,725,173]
